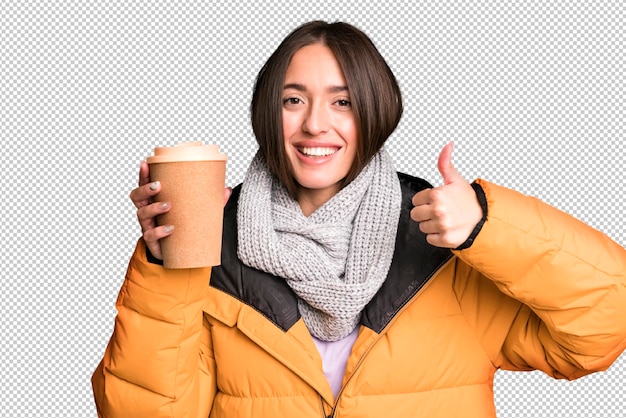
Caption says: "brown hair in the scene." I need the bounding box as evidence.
[251,21,403,198]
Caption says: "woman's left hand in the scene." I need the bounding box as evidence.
[410,142,483,248]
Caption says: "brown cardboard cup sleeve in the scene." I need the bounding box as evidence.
[147,142,227,269]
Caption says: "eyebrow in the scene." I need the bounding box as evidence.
[283,83,349,93]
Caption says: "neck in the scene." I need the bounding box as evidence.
[297,186,339,216]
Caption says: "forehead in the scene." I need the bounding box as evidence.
[284,44,346,85]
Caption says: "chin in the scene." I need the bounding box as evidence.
[295,176,344,193]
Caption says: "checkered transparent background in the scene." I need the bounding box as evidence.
[1,1,624,417]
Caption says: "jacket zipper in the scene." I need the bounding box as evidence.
[320,396,329,418]
[325,257,454,417]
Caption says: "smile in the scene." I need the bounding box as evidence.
[297,147,338,157]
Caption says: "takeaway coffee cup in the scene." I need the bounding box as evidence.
[146,142,227,269]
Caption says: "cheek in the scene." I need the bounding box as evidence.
[339,120,358,147]
[282,113,300,140]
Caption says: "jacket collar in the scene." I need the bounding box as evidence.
[210,172,452,334]
[206,173,452,401]
[361,173,453,332]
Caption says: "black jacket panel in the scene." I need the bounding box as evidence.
[209,172,453,334]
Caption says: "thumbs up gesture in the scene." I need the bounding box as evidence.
[410,142,483,248]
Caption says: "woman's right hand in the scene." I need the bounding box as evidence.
[129,161,233,260]
[129,161,173,260]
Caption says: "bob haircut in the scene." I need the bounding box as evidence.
[251,20,403,198]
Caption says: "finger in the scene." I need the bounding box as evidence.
[411,189,431,207]
[137,201,170,231]
[142,225,174,260]
[425,233,445,248]
[138,161,151,186]
[426,231,462,249]
[437,141,462,185]
[143,224,174,243]
[410,205,432,223]
[224,187,232,206]
[417,220,439,235]
[130,181,161,209]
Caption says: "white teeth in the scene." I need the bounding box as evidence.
[298,147,337,157]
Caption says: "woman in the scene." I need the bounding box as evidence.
[92,21,626,417]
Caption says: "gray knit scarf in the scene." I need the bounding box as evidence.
[237,148,401,341]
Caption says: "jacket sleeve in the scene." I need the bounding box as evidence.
[454,179,626,380]
[91,239,217,417]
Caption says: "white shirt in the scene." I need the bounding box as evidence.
[311,327,359,398]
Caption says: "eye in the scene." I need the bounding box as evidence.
[283,97,302,106]
[335,99,352,108]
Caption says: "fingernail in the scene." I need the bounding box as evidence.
[159,202,170,209]
[149,181,159,190]
[163,225,174,233]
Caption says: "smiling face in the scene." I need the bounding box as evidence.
[282,43,358,214]
[251,22,404,214]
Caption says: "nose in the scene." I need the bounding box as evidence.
[302,102,329,135]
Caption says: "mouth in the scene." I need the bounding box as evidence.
[296,146,339,158]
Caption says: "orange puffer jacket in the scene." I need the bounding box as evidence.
[92,176,626,418]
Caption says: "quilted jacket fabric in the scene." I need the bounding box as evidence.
[92,175,626,417]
